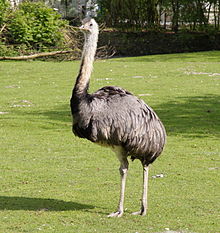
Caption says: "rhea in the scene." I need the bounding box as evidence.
[70,18,166,217]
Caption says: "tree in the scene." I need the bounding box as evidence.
[96,0,219,32]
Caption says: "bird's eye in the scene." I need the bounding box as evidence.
[89,23,93,27]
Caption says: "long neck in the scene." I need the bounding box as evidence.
[73,31,98,97]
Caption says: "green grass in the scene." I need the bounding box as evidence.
[0,51,219,233]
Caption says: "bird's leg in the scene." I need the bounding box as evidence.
[132,165,149,216]
[108,158,128,217]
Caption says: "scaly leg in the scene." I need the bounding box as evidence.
[108,157,128,217]
[132,165,149,216]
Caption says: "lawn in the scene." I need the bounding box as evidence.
[0,51,219,233]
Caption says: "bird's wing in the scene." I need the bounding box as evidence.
[88,86,165,150]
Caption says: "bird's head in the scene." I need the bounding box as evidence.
[79,18,99,35]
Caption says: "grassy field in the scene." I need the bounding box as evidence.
[0,51,219,233]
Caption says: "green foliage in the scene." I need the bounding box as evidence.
[0,42,18,57]
[0,42,37,57]
[0,0,9,27]
[7,1,68,48]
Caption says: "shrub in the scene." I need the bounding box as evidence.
[7,1,68,49]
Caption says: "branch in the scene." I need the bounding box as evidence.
[0,50,75,60]
[0,24,6,34]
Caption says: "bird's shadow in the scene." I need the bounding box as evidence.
[0,196,95,212]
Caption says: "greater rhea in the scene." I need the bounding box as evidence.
[70,18,166,217]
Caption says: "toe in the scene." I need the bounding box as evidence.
[107,211,123,217]
[132,211,141,215]
[132,210,146,216]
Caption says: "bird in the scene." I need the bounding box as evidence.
[70,17,166,217]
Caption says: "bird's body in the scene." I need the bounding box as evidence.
[71,85,165,166]
[70,18,166,217]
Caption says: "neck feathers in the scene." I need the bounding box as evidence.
[73,31,98,96]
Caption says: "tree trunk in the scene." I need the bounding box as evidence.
[214,3,217,29]
[218,0,220,29]
[171,0,179,32]
[164,12,167,29]
[207,3,212,23]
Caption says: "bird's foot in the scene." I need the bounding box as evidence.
[131,210,146,216]
[107,211,123,217]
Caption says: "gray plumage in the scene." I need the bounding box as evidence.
[72,86,165,165]
[70,18,166,217]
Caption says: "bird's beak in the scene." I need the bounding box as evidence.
[71,26,88,32]
[79,25,89,32]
